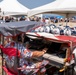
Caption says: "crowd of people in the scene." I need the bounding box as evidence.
[0,15,71,25]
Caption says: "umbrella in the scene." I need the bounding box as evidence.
[0,21,45,36]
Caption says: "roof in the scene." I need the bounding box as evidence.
[0,0,30,16]
[28,0,76,17]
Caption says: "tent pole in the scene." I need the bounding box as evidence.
[66,13,69,26]
[14,29,20,75]
[2,11,5,22]
[1,36,4,75]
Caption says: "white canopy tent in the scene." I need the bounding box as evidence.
[28,0,76,18]
[0,0,30,16]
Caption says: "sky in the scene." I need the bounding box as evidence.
[0,0,54,9]
[18,0,54,9]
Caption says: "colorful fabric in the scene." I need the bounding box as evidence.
[4,42,34,75]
